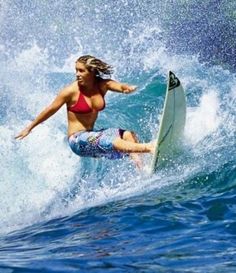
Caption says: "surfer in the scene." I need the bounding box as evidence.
[15,55,154,168]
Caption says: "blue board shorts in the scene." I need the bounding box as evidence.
[68,128,129,160]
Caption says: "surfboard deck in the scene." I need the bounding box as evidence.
[150,71,186,174]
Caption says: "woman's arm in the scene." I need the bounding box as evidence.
[15,88,70,140]
[104,79,137,94]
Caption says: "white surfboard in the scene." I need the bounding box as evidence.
[150,71,186,174]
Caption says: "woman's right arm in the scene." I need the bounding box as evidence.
[15,88,71,140]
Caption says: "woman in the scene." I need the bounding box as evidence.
[15,55,154,167]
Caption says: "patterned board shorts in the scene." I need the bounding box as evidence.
[68,128,129,160]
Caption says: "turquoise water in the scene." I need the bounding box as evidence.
[0,1,236,272]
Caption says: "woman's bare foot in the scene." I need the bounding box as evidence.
[146,141,156,154]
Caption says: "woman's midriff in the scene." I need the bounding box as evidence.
[67,111,98,137]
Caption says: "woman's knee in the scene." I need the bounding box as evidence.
[122,130,137,141]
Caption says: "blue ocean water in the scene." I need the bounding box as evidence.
[0,1,236,272]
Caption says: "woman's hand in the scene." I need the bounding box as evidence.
[15,128,31,140]
[122,84,137,94]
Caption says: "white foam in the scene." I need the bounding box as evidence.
[52,50,82,73]
[0,121,79,233]
[185,90,221,145]
[11,42,49,72]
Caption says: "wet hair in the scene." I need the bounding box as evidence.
[76,55,113,77]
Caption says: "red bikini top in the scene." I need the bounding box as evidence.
[67,88,105,114]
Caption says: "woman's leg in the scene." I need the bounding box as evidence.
[113,130,154,153]
[121,131,143,168]
[113,130,154,169]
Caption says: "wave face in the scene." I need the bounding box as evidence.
[0,1,236,272]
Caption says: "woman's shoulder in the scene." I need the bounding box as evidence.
[63,81,79,93]
[97,77,113,93]
[57,81,78,99]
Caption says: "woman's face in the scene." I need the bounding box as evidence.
[75,62,95,85]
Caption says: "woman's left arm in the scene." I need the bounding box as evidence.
[104,79,137,94]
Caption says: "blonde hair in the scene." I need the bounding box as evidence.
[76,55,113,76]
